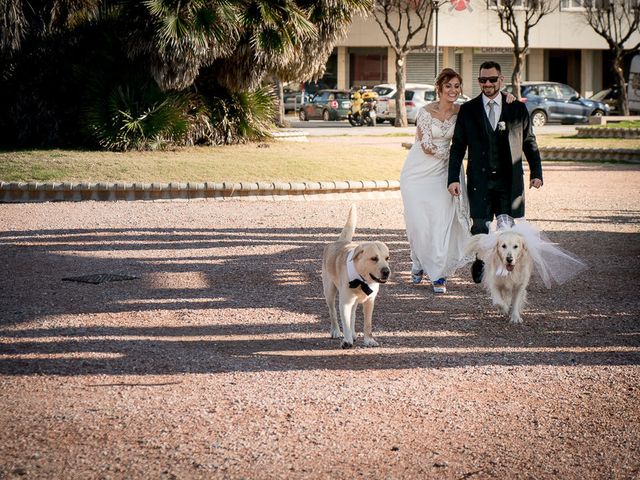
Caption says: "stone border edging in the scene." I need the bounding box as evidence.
[271,130,309,142]
[2,146,638,203]
[539,147,640,163]
[0,180,401,203]
[401,142,639,163]
[575,126,640,139]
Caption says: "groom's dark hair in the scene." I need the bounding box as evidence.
[479,61,502,73]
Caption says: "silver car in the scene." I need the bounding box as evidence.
[283,90,303,113]
[373,83,469,124]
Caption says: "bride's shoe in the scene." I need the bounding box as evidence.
[432,278,447,293]
[410,269,423,284]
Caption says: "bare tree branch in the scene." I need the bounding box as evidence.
[486,0,556,101]
[582,0,640,115]
[372,0,443,126]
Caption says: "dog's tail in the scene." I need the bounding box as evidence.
[338,204,357,242]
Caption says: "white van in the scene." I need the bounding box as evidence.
[628,54,640,114]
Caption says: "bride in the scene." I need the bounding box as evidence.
[400,68,514,293]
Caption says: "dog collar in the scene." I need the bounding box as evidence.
[347,249,373,296]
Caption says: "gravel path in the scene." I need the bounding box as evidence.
[1,162,639,479]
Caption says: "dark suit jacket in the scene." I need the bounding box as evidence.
[447,92,543,219]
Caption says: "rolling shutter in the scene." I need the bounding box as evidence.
[407,52,444,85]
[455,53,462,76]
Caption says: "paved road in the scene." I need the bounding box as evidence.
[1,162,639,479]
[284,116,579,136]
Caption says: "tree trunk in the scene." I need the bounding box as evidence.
[274,78,287,127]
[394,53,408,127]
[511,50,525,100]
[613,55,630,116]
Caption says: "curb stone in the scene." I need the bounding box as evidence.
[399,143,639,163]
[0,180,401,203]
[576,126,640,139]
[539,147,640,162]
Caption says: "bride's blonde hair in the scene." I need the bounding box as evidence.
[435,68,463,96]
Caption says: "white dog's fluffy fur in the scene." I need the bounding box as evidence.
[321,205,390,348]
[467,230,533,324]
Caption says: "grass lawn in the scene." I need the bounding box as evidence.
[0,142,406,183]
[601,120,640,129]
[1,134,638,183]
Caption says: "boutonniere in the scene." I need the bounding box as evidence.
[497,121,507,132]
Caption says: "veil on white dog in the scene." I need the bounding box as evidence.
[474,214,587,289]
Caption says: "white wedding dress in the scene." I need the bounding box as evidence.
[400,107,472,282]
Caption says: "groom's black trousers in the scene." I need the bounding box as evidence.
[470,178,511,235]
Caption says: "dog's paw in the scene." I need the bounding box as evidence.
[363,337,379,348]
[494,303,509,315]
[330,328,342,339]
[509,314,523,324]
[341,341,354,349]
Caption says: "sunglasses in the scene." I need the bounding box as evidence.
[478,76,500,83]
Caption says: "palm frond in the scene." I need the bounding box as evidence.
[1,0,28,53]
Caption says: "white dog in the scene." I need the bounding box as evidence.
[467,229,532,324]
[321,205,390,348]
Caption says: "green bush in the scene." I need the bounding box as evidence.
[85,75,190,151]
[0,21,277,151]
[189,75,276,146]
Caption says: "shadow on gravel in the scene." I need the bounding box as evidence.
[1,223,639,376]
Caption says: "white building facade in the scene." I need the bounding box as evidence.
[326,2,640,98]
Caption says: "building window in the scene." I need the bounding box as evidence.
[560,0,585,8]
[489,0,527,8]
[563,0,640,8]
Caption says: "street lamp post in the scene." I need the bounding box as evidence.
[434,1,440,81]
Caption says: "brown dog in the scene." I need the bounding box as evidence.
[321,205,390,348]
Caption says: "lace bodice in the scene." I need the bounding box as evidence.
[415,108,457,161]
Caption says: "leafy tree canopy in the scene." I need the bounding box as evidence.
[2,0,370,91]
[0,0,370,149]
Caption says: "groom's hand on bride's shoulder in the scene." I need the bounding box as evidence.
[448,182,461,196]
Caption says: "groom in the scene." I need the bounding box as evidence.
[447,61,543,283]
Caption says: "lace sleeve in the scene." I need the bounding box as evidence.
[434,140,450,162]
[415,109,436,156]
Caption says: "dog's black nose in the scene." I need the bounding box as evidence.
[506,256,513,264]
[381,267,390,279]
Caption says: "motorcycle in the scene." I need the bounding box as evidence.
[348,90,378,127]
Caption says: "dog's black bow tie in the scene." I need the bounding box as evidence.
[349,278,373,296]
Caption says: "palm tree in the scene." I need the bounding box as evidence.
[118,0,370,93]
[1,0,372,147]
[270,0,371,124]
[139,0,370,124]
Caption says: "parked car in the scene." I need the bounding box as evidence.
[303,77,337,97]
[504,81,609,127]
[589,86,622,115]
[373,83,470,124]
[283,89,303,113]
[628,53,640,114]
[298,89,351,121]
